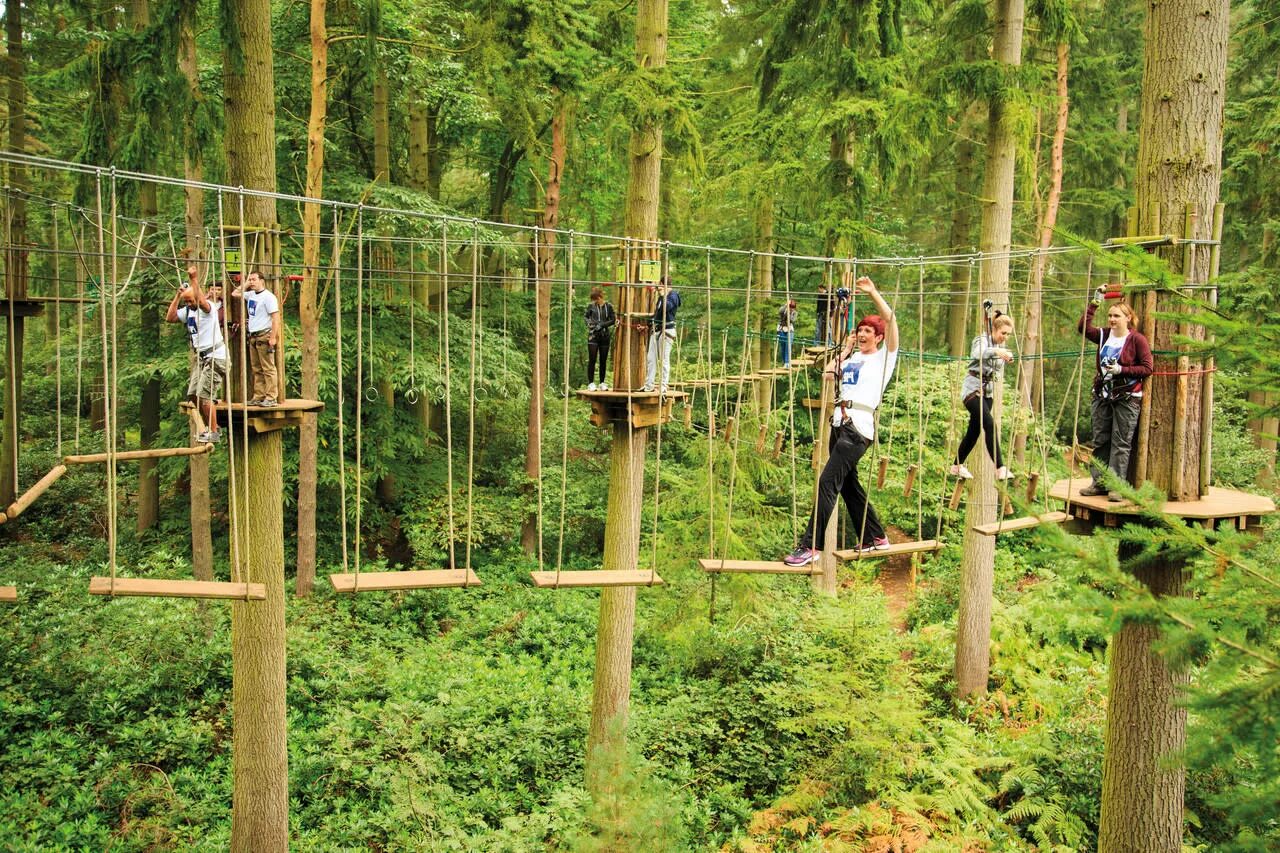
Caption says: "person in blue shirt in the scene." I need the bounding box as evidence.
[642,276,680,393]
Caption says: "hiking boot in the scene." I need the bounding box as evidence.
[1107,491,1124,502]
[247,398,264,406]
[195,430,214,444]
[949,463,974,480]
[782,546,819,567]
[259,398,279,407]
[1078,482,1108,497]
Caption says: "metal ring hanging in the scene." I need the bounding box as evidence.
[405,387,419,405]
[365,385,380,403]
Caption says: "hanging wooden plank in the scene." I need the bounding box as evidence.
[530,570,664,588]
[971,511,1071,536]
[698,558,819,575]
[65,446,212,465]
[833,539,943,561]
[0,586,16,602]
[903,464,918,497]
[329,569,481,593]
[948,479,966,510]
[6,464,67,519]
[89,577,267,600]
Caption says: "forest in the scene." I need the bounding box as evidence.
[1,0,1279,849]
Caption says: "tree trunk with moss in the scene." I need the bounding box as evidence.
[954,0,1023,699]
[1098,2,1228,849]
[1,0,27,509]
[223,0,287,844]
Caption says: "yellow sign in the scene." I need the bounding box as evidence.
[225,249,242,272]
[638,260,661,282]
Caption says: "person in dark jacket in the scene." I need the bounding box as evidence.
[950,312,1015,481]
[584,285,616,391]
[815,284,831,345]
[777,299,798,366]
[1077,291,1154,500]
[643,276,680,393]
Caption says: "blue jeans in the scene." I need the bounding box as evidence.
[777,330,793,366]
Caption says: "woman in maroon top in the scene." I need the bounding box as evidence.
[1077,290,1154,500]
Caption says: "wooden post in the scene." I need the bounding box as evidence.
[876,455,888,489]
[682,403,692,429]
[754,423,767,454]
[903,464,918,498]
[723,415,735,443]
[949,479,966,511]
[1025,471,1040,504]
[772,430,784,459]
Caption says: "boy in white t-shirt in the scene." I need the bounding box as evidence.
[784,276,899,566]
[231,270,282,406]
[166,263,228,444]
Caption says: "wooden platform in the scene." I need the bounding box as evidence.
[972,511,1071,536]
[577,389,685,429]
[698,558,820,575]
[833,539,943,561]
[530,569,665,588]
[1049,478,1276,530]
[329,569,481,593]
[0,586,16,602]
[0,298,45,317]
[89,577,267,600]
[180,398,324,434]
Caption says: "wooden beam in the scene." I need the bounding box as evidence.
[66,445,213,465]
[697,558,819,575]
[971,511,1071,536]
[89,577,268,600]
[0,586,16,602]
[833,539,943,561]
[530,570,665,588]
[6,464,67,518]
[328,569,481,593]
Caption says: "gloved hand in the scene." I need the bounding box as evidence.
[1092,287,1106,306]
[1104,362,1123,376]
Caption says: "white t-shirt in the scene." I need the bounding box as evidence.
[831,346,898,438]
[244,288,279,334]
[177,301,227,360]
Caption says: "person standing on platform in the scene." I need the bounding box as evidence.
[949,311,1016,481]
[783,276,899,566]
[816,284,831,345]
[167,263,228,444]
[777,299,797,366]
[232,270,282,406]
[584,285,616,391]
[642,275,681,394]
[1077,289,1153,501]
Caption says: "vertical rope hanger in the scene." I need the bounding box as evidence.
[464,220,480,586]
[3,192,18,500]
[720,251,755,560]
[235,191,254,597]
[783,255,800,541]
[73,215,85,453]
[531,225,546,578]
[1066,255,1094,518]
[440,221,458,574]
[53,221,62,458]
[95,172,118,590]
[704,248,716,615]
[354,206,364,586]
[214,190,242,588]
[333,206,349,576]
[647,241,672,586]
[554,232,574,586]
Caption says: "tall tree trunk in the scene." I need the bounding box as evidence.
[754,193,774,297]
[1014,42,1069,466]
[179,0,212,581]
[521,102,566,554]
[947,52,984,358]
[223,0,287,845]
[406,48,440,437]
[588,0,666,786]
[1,0,27,509]
[295,0,327,597]
[1098,2,1228,849]
[954,0,1023,699]
[370,61,397,501]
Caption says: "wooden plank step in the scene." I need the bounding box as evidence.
[0,586,16,602]
[833,539,943,561]
[66,445,212,465]
[530,570,664,588]
[697,558,820,575]
[972,511,1070,536]
[89,577,267,600]
[329,569,481,593]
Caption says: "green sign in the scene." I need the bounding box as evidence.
[638,260,661,282]
[225,249,242,272]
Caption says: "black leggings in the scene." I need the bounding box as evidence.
[956,393,1003,468]
[587,336,610,384]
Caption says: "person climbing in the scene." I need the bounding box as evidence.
[1077,289,1153,501]
[584,285,616,391]
[231,270,282,406]
[950,311,1016,481]
[783,276,899,566]
[642,275,680,394]
[166,262,228,445]
[777,299,797,367]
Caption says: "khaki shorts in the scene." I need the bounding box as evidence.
[187,356,228,402]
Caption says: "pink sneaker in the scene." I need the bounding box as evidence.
[783,546,819,567]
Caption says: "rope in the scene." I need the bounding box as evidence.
[648,242,671,586]
[94,174,117,589]
[1067,256,1094,516]
[555,233,573,585]
[532,225,545,578]
[333,207,349,575]
[720,251,755,559]
[354,207,364,585]
[441,221,457,572]
[53,222,62,457]
[704,248,716,618]
[784,256,799,541]
[72,216,85,452]
[465,221,479,585]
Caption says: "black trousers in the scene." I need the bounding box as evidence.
[956,393,1003,468]
[587,336,610,384]
[799,422,885,549]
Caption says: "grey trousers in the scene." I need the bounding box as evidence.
[1090,395,1142,486]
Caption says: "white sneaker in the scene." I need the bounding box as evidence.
[641,384,655,393]
[995,466,1012,481]
[588,382,598,392]
[600,383,610,391]
[949,464,974,480]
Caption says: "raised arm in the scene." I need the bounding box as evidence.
[855,276,897,352]
[188,265,212,314]
[1078,293,1103,344]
